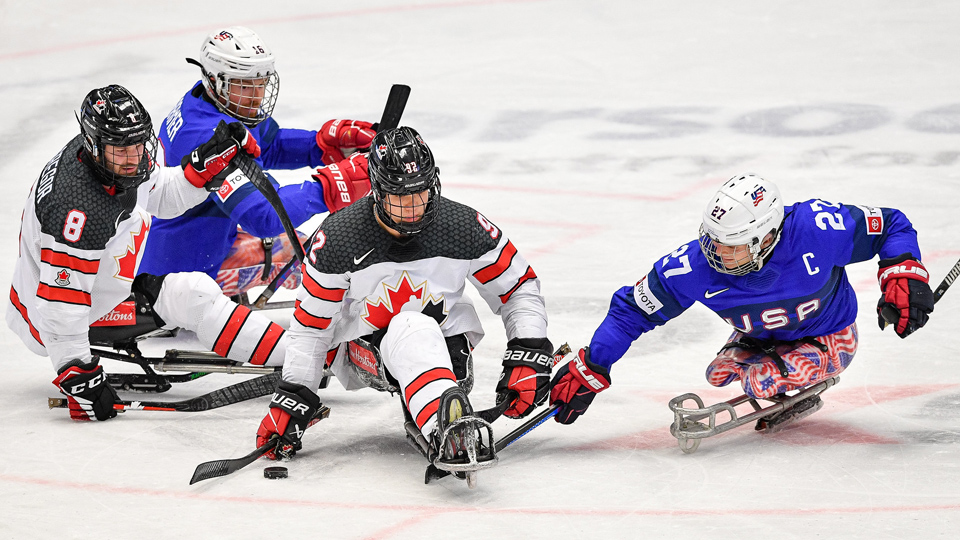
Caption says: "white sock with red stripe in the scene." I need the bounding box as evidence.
[153,272,286,366]
[379,312,458,440]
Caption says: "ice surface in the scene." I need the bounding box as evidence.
[2,1,960,538]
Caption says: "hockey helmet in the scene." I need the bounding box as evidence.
[698,173,784,275]
[190,26,279,126]
[78,84,158,192]
[368,127,442,235]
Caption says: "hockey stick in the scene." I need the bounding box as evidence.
[189,405,330,485]
[376,84,411,132]
[474,342,572,423]
[880,255,960,326]
[240,84,412,272]
[48,371,281,413]
[426,344,572,482]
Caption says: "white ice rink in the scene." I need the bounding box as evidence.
[3,1,960,538]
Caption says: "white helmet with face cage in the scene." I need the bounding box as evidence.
[190,26,279,126]
[698,173,784,275]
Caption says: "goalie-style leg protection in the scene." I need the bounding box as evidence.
[706,323,859,399]
[151,272,286,366]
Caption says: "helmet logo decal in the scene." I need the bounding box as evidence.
[214,31,234,41]
[376,144,387,158]
[93,100,106,114]
[751,186,766,207]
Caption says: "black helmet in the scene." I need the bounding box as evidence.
[78,85,158,191]
[368,127,441,235]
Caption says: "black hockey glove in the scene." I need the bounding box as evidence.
[550,347,611,425]
[877,254,934,338]
[181,120,260,191]
[256,381,322,460]
[52,358,119,422]
[496,337,554,418]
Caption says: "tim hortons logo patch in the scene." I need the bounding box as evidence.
[91,301,136,327]
[348,342,379,376]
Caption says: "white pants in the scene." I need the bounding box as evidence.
[379,312,459,440]
[153,272,286,366]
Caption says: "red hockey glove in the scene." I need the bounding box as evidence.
[550,347,611,425]
[312,153,370,213]
[316,119,376,165]
[256,381,322,460]
[877,253,934,338]
[52,359,119,422]
[495,337,555,418]
[182,121,259,191]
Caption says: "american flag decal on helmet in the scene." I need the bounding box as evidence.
[751,186,766,207]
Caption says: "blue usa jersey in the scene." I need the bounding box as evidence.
[139,82,331,278]
[590,199,921,370]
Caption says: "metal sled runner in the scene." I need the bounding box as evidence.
[668,376,839,454]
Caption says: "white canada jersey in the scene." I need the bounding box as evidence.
[6,135,208,371]
[282,196,548,390]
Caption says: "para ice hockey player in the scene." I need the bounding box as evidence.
[550,173,934,432]
[7,85,290,422]
[141,26,375,298]
[254,127,554,486]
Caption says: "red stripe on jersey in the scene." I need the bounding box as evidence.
[213,305,251,358]
[302,271,346,302]
[404,367,457,405]
[40,249,100,274]
[9,286,43,346]
[473,241,518,284]
[248,322,284,365]
[293,301,332,329]
[37,283,92,306]
[499,266,538,304]
[415,397,441,431]
[324,347,339,368]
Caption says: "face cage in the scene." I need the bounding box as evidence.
[93,136,158,192]
[210,72,279,126]
[374,184,442,235]
[698,225,769,276]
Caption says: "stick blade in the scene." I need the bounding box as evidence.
[189,460,234,485]
[378,84,411,131]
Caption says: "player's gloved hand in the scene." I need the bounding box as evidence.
[316,119,376,165]
[550,347,610,425]
[495,337,554,418]
[181,120,258,191]
[312,153,370,213]
[256,381,322,460]
[52,358,119,422]
[877,253,934,338]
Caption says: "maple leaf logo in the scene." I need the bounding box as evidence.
[54,269,70,286]
[361,271,447,330]
[115,219,150,281]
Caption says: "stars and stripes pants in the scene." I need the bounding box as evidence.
[705,323,859,399]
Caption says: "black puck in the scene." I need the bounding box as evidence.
[263,466,288,479]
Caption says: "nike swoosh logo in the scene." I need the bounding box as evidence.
[704,288,729,299]
[353,248,374,265]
